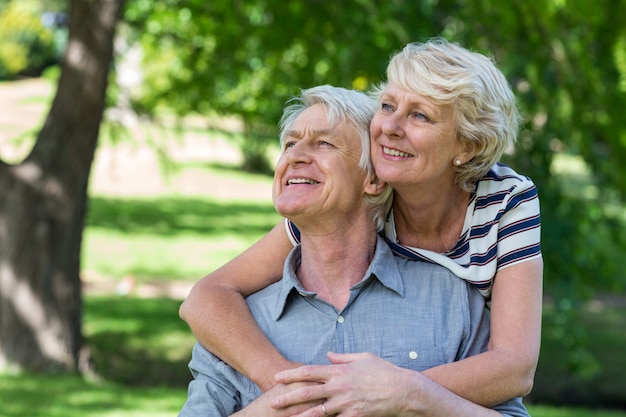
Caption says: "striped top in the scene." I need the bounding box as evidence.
[286,163,542,300]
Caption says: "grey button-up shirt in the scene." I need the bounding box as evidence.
[179,236,529,417]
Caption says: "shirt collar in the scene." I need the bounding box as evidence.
[272,235,405,320]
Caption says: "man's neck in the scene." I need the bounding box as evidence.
[296,221,377,310]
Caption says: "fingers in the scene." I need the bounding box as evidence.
[275,364,329,385]
[280,402,331,417]
[270,382,326,409]
[327,351,374,364]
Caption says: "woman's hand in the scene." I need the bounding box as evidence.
[234,382,325,417]
[271,352,421,417]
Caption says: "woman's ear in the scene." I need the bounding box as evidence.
[455,137,477,165]
[365,174,388,197]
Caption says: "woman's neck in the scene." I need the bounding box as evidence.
[392,184,470,253]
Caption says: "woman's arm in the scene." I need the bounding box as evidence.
[272,258,543,412]
[272,352,522,417]
[179,222,297,392]
[421,257,543,405]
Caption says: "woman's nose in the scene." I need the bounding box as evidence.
[381,115,404,138]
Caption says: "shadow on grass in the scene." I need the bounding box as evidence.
[84,296,195,388]
[0,373,184,417]
[86,196,279,237]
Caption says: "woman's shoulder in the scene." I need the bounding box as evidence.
[478,163,536,194]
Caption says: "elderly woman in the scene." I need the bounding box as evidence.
[180,38,542,415]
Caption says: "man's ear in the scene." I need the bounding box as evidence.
[365,174,388,197]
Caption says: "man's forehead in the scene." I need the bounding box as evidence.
[284,126,334,138]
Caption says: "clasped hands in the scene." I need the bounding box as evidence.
[246,352,419,417]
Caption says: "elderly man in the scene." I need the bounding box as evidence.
[178,85,529,417]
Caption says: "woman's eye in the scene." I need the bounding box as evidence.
[413,112,429,121]
[284,141,296,150]
[381,103,394,112]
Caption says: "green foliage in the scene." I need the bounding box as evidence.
[122,0,444,171]
[0,2,57,78]
[445,1,626,374]
[113,0,626,380]
[531,300,626,408]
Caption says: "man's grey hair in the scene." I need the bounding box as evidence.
[279,85,392,231]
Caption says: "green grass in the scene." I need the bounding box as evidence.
[1,293,625,417]
[84,296,195,387]
[0,296,193,417]
[0,373,186,417]
[527,405,626,417]
[82,195,281,281]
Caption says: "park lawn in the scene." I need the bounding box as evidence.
[2,373,625,417]
[82,194,281,281]
[1,294,626,417]
[0,372,186,417]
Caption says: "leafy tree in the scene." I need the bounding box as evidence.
[126,0,625,376]
[0,2,57,78]
[447,0,626,377]
[0,0,126,373]
[123,0,447,172]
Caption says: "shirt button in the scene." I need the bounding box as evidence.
[409,351,418,360]
[337,315,345,324]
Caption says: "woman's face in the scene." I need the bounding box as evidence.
[370,82,463,190]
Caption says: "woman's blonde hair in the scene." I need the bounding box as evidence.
[372,37,521,192]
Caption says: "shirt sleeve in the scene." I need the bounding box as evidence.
[496,176,542,270]
[178,342,241,417]
[492,396,531,417]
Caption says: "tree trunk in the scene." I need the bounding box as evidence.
[0,0,126,373]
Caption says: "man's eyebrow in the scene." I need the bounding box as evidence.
[284,128,334,138]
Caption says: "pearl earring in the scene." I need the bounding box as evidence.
[454,159,462,166]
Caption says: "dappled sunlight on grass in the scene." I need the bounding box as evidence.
[86,196,279,236]
[0,373,185,417]
[82,195,282,281]
[84,296,195,388]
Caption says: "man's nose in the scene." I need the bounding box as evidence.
[286,141,312,164]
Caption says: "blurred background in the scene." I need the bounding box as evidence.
[0,0,624,416]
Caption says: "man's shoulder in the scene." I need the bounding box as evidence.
[394,255,485,302]
[245,281,283,308]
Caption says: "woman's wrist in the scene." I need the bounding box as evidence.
[253,356,301,392]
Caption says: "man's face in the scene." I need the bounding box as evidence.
[272,103,369,230]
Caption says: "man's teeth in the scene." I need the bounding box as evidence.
[288,178,319,185]
[383,147,412,157]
